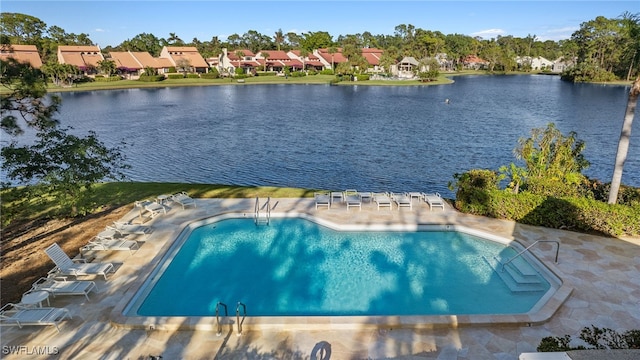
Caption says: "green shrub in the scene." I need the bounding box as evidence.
[93,76,121,82]
[320,69,334,75]
[537,335,578,352]
[467,189,640,236]
[200,72,219,79]
[538,326,639,352]
[450,169,500,214]
[167,73,184,79]
[255,71,276,76]
[355,74,370,81]
[450,168,640,236]
[186,73,200,79]
[138,75,165,82]
[168,66,176,73]
[289,71,305,77]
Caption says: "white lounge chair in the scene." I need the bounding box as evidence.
[45,243,114,280]
[110,221,152,237]
[344,189,362,211]
[31,277,97,301]
[171,191,197,209]
[80,238,139,256]
[314,192,331,210]
[373,192,393,210]
[357,191,373,203]
[391,192,412,210]
[423,192,445,211]
[0,303,71,332]
[135,200,166,218]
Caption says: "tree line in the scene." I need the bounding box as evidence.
[1,11,638,81]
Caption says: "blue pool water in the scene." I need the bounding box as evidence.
[134,217,551,317]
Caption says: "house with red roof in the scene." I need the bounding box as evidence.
[57,45,104,75]
[160,46,209,73]
[287,50,325,71]
[109,51,173,79]
[257,50,303,72]
[462,55,488,70]
[0,44,43,68]
[314,48,348,69]
[362,48,384,73]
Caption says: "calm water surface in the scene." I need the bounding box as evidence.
[38,75,640,196]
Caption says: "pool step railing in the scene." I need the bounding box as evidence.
[254,197,271,226]
[215,301,228,336]
[501,240,559,270]
[482,255,547,293]
[236,301,247,335]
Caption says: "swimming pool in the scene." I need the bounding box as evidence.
[125,214,557,318]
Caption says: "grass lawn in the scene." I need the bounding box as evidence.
[39,72,465,93]
[1,182,320,227]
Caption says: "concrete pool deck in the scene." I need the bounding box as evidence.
[2,197,639,359]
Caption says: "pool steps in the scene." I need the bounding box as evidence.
[482,256,547,293]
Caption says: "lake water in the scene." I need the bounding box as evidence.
[15,75,640,196]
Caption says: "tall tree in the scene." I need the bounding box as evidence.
[0,12,46,45]
[261,51,270,71]
[167,32,184,45]
[274,28,285,51]
[327,46,338,71]
[608,76,639,204]
[299,48,309,71]
[1,58,129,215]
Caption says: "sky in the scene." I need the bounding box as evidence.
[2,1,639,47]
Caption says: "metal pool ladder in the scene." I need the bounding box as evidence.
[236,301,247,335]
[215,301,228,336]
[254,197,271,226]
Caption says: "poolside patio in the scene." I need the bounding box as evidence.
[2,197,639,359]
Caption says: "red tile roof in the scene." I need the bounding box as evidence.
[316,49,348,63]
[58,45,104,69]
[109,52,142,70]
[363,52,381,65]
[0,44,43,68]
[258,50,290,60]
[163,46,209,68]
[228,49,255,60]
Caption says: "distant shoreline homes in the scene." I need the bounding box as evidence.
[0,44,571,79]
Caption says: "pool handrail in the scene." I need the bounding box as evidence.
[236,301,246,335]
[215,301,228,336]
[501,240,560,272]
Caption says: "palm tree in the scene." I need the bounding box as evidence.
[97,59,116,77]
[262,51,270,71]
[274,29,285,51]
[328,46,338,72]
[608,76,639,204]
[299,48,309,72]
